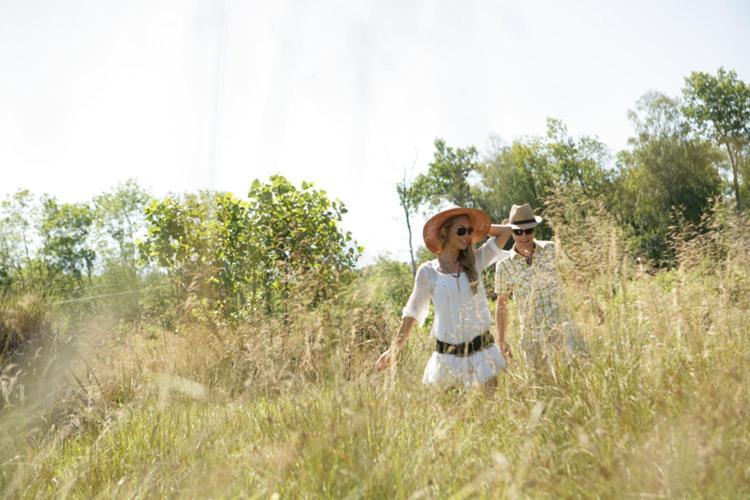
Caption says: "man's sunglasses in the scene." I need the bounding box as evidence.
[513,227,535,236]
[453,226,474,236]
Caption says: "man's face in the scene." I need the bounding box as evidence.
[512,226,535,245]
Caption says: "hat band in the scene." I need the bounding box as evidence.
[510,218,537,225]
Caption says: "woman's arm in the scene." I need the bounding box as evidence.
[375,316,417,371]
[376,264,431,371]
[487,224,512,249]
[494,293,513,360]
[476,224,513,269]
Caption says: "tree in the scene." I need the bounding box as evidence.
[475,135,550,228]
[140,176,361,320]
[395,167,422,276]
[88,180,152,320]
[545,118,611,195]
[92,179,151,270]
[247,175,361,312]
[474,118,611,240]
[413,138,478,208]
[0,190,40,289]
[613,92,722,263]
[139,191,217,308]
[683,67,750,210]
[39,198,96,283]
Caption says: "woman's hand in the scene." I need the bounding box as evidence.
[488,224,511,237]
[375,348,395,371]
[488,224,512,249]
[497,339,513,361]
[376,317,415,372]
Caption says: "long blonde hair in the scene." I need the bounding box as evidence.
[441,216,479,294]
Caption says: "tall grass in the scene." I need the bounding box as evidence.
[1,200,749,498]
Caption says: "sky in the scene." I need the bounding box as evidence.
[1,0,749,264]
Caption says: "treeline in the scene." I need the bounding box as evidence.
[1,67,748,331]
[399,68,750,268]
[0,176,360,329]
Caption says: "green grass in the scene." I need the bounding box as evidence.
[2,216,750,498]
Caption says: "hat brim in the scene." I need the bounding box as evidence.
[423,207,491,255]
[501,215,543,230]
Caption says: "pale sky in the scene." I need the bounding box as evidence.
[2,0,749,264]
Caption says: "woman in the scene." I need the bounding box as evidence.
[375,206,513,387]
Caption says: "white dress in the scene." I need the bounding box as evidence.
[402,238,510,387]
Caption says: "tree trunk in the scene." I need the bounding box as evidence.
[726,143,742,211]
[403,204,416,277]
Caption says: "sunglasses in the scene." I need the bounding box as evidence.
[512,227,535,236]
[453,226,474,237]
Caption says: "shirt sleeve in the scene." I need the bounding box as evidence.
[494,260,512,296]
[475,237,511,270]
[401,264,433,326]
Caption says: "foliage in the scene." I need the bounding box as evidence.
[356,256,413,317]
[139,176,361,321]
[475,118,612,240]
[39,197,96,285]
[413,138,479,209]
[682,67,750,210]
[246,175,361,312]
[92,179,151,269]
[0,190,41,290]
[613,92,723,264]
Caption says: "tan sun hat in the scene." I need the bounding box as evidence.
[502,203,543,230]
[422,206,491,255]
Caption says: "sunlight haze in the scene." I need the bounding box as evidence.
[2,0,749,263]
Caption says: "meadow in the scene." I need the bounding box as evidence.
[1,203,749,499]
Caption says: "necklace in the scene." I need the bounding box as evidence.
[438,256,461,278]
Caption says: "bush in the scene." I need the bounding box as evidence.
[0,293,50,362]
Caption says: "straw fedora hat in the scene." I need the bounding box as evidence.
[422,206,491,255]
[502,203,543,230]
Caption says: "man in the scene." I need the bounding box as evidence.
[494,203,581,372]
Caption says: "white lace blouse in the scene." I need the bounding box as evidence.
[402,238,510,344]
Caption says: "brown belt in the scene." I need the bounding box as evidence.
[435,331,494,357]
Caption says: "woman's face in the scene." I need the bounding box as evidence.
[443,215,472,252]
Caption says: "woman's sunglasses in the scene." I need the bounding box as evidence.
[513,227,535,236]
[453,226,474,237]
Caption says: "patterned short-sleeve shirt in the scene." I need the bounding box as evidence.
[494,240,563,339]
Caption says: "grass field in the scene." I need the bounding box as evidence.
[2,209,749,498]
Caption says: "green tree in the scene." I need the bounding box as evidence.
[614,92,722,263]
[140,177,361,320]
[92,179,151,270]
[474,118,611,239]
[247,175,361,313]
[139,192,215,303]
[0,190,39,289]
[545,118,611,195]
[39,198,96,284]
[413,138,478,208]
[683,67,750,210]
